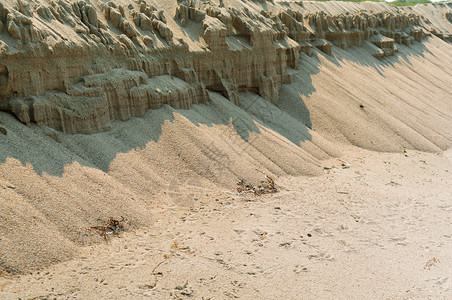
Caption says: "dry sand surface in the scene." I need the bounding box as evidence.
[1,147,451,299]
[0,0,452,298]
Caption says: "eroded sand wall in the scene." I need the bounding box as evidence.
[1,0,450,133]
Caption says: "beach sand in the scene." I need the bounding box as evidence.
[1,146,451,299]
[0,0,451,298]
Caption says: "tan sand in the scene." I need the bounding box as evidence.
[1,146,451,299]
[0,0,451,298]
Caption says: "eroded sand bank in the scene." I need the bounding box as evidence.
[0,0,451,298]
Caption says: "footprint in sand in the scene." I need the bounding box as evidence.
[293,265,309,274]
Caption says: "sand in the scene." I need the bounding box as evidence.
[0,0,452,298]
[1,146,451,299]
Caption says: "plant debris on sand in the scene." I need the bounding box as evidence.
[89,216,125,241]
[237,175,277,196]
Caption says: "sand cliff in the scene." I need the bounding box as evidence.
[0,0,450,133]
[0,0,451,278]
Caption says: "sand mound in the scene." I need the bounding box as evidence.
[0,0,451,273]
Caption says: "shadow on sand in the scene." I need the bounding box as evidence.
[0,39,434,177]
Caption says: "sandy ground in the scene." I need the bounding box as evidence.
[0,1,451,298]
[1,145,451,299]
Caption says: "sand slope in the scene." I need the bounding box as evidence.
[1,33,451,275]
[0,1,451,297]
[1,147,451,299]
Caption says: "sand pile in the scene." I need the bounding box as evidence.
[0,0,451,274]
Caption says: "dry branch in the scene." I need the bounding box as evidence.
[237,175,277,196]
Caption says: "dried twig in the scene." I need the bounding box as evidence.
[237,175,278,196]
[170,241,195,254]
[144,259,168,289]
[89,216,125,241]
